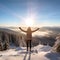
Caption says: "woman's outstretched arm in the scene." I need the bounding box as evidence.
[32,28,39,33]
[19,27,27,33]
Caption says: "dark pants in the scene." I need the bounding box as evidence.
[26,40,31,51]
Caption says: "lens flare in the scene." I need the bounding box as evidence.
[24,16,35,27]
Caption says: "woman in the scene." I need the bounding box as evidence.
[19,27,39,52]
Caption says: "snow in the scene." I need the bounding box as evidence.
[0,45,60,60]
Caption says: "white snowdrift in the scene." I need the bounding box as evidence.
[0,45,60,60]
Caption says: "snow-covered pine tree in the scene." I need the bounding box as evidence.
[4,34,9,50]
[0,34,3,51]
[52,35,60,53]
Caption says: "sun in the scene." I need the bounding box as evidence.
[24,16,34,27]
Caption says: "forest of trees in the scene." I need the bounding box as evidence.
[0,30,22,51]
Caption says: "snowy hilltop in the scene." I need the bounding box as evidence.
[0,44,60,60]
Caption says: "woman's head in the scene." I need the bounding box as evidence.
[27,27,31,31]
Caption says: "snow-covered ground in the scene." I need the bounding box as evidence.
[0,45,60,60]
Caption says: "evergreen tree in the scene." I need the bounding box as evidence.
[4,34,9,50]
[0,36,3,51]
[52,36,60,52]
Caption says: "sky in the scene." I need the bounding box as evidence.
[0,0,60,27]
